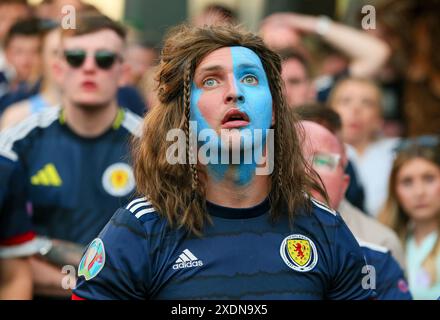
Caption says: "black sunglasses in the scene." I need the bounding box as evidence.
[394,135,440,152]
[63,49,122,70]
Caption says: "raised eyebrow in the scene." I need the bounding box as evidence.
[196,65,225,75]
[196,63,262,75]
[236,63,263,71]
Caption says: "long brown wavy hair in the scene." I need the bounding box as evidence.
[132,24,327,236]
[378,139,440,285]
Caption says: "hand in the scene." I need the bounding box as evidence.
[262,12,320,35]
[37,238,85,268]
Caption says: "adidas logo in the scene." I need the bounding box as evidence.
[31,163,63,186]
[172,249,203,270]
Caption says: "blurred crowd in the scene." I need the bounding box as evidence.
[0,0,439,300]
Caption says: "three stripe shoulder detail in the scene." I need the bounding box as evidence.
[126,197,156,218]
[121,109,142,137]
[0,107,60,161]
[310,198,337,216]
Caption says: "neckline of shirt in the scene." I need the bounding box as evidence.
[58,107,125,142]
[206,197,270,219]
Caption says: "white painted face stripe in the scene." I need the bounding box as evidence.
[134,207,156,218]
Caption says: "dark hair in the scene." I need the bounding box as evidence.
[277,48,312,79]
[61,11,126,41]
[39,19,59,33]
[202,4,238,24]
[294,103,342,134]
[0,0,29,6]
[4,17,43,48]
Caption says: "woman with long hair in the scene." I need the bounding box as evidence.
[379,136,440,299]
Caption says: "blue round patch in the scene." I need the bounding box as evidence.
[78,238,106,281]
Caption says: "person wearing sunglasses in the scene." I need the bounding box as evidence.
[379,136,440,299]
[301,120,412,299]
[0,22,146,130]
[0,12,141,299]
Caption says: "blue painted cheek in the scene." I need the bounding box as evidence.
[237,82,272,137]
[188,47,273,186]
[230,47,273,186]
[230,46,273,134]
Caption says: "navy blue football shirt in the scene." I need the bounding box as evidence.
[0,107,141,246]
[359,241,412,300]
[74,197,376,300]
[0,198,39,258]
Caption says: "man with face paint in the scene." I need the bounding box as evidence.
[189,46,274,192]
[73,24,375,300]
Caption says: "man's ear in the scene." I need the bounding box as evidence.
[118,62,131,86]
[342,173,350,196]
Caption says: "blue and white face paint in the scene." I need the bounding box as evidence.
[190,46,273,185]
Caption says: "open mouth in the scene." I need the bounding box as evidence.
[221,109,250,129]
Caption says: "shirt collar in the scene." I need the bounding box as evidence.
[59,107,125,130]
[206,198,270,219]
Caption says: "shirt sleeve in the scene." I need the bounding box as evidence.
[0,155,38,258]
[327,215,376,300]
[73,208,151,300]
[362,247,413,300]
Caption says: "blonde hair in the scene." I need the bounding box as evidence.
[379,141,440,285]
[132,24,327,236]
